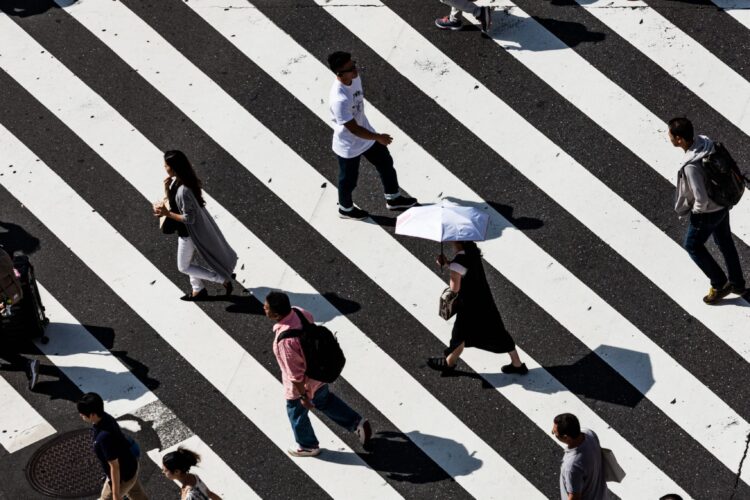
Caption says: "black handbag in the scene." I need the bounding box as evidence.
[439,287,460,320]
[159,197,178,235]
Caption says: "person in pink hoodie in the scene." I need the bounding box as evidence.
[264,291,371,457]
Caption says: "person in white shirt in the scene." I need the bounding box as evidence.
[327,51,417,220]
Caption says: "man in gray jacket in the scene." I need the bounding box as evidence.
[669,117,746,303]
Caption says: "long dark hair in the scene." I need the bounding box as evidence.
[162,447,200,474]
[164,150,205,207]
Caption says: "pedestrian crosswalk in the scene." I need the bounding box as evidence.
[0,1,749,498]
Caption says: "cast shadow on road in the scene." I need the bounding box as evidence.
[443,345,652,408]
[487,9,606,50]
[244,287,361,321]
[0,0,77,18]
[0,322,160,404]
[314,430,481,484]
[0,220,41,256]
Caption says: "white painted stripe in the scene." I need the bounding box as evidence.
[0,374,55,453]
[34,282,158,417]
[177,4,692,497]
[569,0,750,242]
[0,15,540,498]
[36,283,259,496]
[29,0,700,496]
[461,3,750,347]
[147,435,261,500]
[0,123,398,499]
[155,0,743,488]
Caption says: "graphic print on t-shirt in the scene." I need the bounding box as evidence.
[329,76,376,159]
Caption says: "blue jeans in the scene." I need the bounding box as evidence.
[286,385,361,449]
[684,208,745,289]
[337,142,400,209]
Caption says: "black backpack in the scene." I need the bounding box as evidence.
[700,142,748,207]
[276,308,346,383]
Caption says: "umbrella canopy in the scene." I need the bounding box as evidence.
[395,201,490,242]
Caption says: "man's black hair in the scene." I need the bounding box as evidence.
[553,413,581,438]
[77,392,105,417]
[327,51,351,73]
[668,117,694,142]
[659,495,683,500]
[266,291,292,317]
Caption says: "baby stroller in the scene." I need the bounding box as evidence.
[0,248,49,344]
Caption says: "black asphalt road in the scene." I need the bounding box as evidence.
[1,0,749,498]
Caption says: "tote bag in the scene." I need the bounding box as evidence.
[601,448,626,483]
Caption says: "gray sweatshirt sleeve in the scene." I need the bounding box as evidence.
[684,164,712,213]
[175,187,197,225]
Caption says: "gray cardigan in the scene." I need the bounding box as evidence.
[674,135,723,216]
[175,185,237,281]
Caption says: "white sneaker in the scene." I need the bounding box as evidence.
[355,418,372,446]
[287,446,321,457]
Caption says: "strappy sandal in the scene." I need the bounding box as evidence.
[223,273,236,296]
[427,356,456,372]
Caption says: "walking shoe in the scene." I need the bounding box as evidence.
[28,359,40,390]
[339,206,369,220]
[180,288,208,302]
[356,418,372,446]
[386,195,418,210]
[501,362,528,375]
[288,446,321,457]
[477,7,492,35]
[435,16,463,30]
[427,356,456,372]
[703,283,732,304]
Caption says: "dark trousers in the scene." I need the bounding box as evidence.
[683,208,745,289]
[337,142,399,209]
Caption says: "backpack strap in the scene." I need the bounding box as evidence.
[292,307,311,327]
[276,329,301,343]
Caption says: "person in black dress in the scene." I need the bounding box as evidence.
[428,241,527,374]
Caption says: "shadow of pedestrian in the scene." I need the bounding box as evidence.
[0,221,41,256]
[440,346,652,408]
[244,288,361,322]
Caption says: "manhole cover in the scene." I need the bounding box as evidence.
[26,428,104,498]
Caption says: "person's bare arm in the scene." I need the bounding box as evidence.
[449,270,462,293]
[343,119,392,145]
[567,493,581,500]
[108,459,122,500]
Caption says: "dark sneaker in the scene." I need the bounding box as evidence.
[501,363,528,375]
[427,356,456,372]
[477,7,492,35]
[703,284,732,304]
[435,16,463,30]
[288,446,321,457]
[28,359,40,390]
[356,418,372,446]
[386,195,418,210]
[339,206,369,220]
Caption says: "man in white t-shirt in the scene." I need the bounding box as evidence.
[327,51,417,220]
